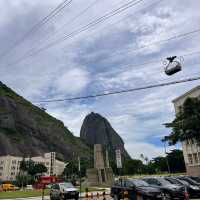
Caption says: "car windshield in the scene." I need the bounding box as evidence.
[166,178,182,185]
[190,177,200,183]
[59,183,74,189]
[180,177,197,185]
[131,179,149,187]
[156,178,172,185]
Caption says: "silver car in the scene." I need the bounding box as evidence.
[50,182,79,200]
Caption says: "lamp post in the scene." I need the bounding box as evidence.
[163,141,171,174]
[78,157,81,198]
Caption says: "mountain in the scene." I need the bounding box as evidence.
[80,112,131,160]
[0,82,92,161]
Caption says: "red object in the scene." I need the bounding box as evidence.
[34,176,63,189]
[184,192,190,200]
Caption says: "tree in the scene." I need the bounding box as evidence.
[123,159,143,175]
[167,150,186,173]
[164,97,200,145]
[28,163,47,176]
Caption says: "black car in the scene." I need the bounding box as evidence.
[111,179,163,200]
[189,176,200,184]
[50,182,79,200]
[142,177,185,200]
[165,177,200,198]
[177,176,200,186]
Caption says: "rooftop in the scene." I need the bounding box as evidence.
[172,85,200,103]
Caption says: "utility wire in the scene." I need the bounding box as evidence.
[19,0,162,67]
[5,26,200,70]
[0,0,73,59]
[34,76,200,103]
[3,0,145,68]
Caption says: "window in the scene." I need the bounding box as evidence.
[52,184,60,190]
[188,154,193,164]
[193,153,198,164]
[12,160,16,164]
[11,172,15,175]
[0,172,2,176]
[143,178,161,186]
[0,161,4,165]
[11,166,16,170]
[0,167,3,170]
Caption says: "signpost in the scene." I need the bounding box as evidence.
[116,149,122,186]
[115,149,122,169]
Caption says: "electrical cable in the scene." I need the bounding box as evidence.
[0,0,73,60]
[33,76,200,103]
[2,0,145,67]
[18,0,162,68]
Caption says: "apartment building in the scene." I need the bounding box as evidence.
[0,152,66,181]
[172,86,200,176]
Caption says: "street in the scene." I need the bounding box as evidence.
[2,196,113,200]
[2,196,200,200]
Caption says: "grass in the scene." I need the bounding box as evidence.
[0,187,105,199]
[0,189,50,199]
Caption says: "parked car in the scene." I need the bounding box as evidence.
[111,178,163,200]
[189,176,200,183]
[165,177,200,199]
[2,183,17,191]
[177,176,200,186]
[26,185,33,190]
[142,177,185,200]
[50,182,79,200]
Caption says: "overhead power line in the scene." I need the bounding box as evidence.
[34,76,200,103]
[5,25,200,70]
[4,0,145,67]
[0,0,73,59]
[21,0,162,66]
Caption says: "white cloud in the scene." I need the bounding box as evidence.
[53,68,90,95]
[0,0,200,159]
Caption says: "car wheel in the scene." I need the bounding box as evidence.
[59,193,65,200]
[162,193,171,200]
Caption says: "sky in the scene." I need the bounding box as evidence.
[0,0,200,159]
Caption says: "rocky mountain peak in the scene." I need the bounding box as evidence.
[80,112,130,160]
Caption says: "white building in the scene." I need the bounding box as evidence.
[172,86,200,176]
[0,152,66,181]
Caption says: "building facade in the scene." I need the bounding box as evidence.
[172,86,200,176]
[0,152,66,181]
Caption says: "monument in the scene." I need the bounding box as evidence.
[86,144,114,186]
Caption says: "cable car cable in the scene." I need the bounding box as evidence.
[2,0,146,68]
[28,0,162,56]
[33,76,200,103]
[0,0,73,60]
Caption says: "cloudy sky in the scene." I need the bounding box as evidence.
[1,0,200,159]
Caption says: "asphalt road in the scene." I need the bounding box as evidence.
[2,197,113,200]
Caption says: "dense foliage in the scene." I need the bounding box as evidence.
[121,150,185,175]
[165,97,200,145]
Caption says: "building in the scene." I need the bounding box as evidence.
[0,152,66,181]
[172,86,200,176]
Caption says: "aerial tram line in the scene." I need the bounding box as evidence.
[33,76,200,103]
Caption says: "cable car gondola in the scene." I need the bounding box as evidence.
[164,56,183,76]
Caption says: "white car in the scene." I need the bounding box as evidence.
[26,185,33,190]
[50,182,79,200]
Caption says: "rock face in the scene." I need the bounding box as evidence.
[0,83,92,161]
[80,112,130,160]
